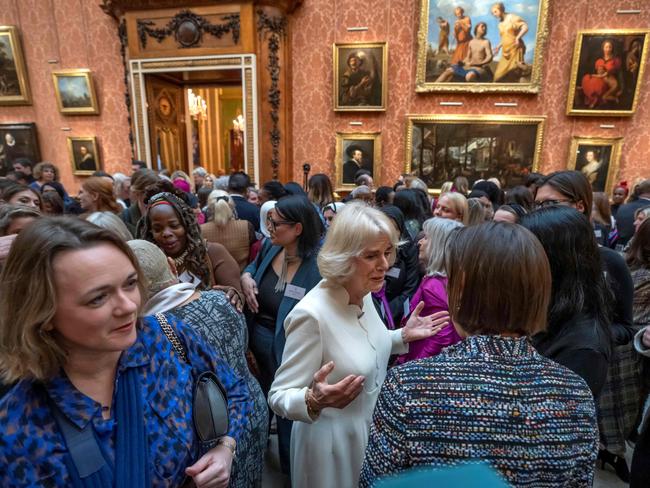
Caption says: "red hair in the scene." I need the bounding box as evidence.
[82,177,121,214]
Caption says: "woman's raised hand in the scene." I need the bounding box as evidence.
[240,273,259,313]
[308,361,365,411]
[401,302,450,343]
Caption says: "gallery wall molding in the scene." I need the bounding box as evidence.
[257,8,287,180]
[100,0,304,19]
[136,10,241,49]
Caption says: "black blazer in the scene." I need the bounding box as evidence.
[230,194,260,232]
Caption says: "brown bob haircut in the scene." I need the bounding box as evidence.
[445,222,551,336]
[0,216,145,382]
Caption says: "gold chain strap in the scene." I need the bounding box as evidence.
[155,312,188,363]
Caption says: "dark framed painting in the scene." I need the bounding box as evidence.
[405,115,545,190]
[335,132,381,189]
[567,30,649,116]
[0,123,40,176]
[415,0,549,93]
[333,42,387,111]
[52,69,100,114]
[68,137,100,175]
[567,137,622,194]
[0,26,31,105]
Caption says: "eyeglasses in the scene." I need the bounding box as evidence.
[534,198,574,210]
[267,216,296,232]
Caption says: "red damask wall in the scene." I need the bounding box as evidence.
[289,0,650,187]
[0,0,131,191]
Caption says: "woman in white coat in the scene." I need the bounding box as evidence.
[268,203,449,488]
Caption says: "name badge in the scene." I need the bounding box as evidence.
[594,229,602,238]
[284,284,306,300]
[386,267,401,279]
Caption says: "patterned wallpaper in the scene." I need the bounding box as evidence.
[289,0,650,188]
[0,0,647,192]
[0,0,132,192]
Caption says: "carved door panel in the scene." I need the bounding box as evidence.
[145,75,187,174]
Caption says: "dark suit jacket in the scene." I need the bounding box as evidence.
[616,198,650,244]
[231,194,260,231]
[244,239,322,364]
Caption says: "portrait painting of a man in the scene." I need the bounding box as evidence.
[567,31,649,116]
[335,133,381,188]
[334,43,387,111]
[69,137,100,175]
[568,137,622,194]
[0,123,40,176]
[416,0,549,93]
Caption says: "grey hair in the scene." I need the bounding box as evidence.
[192,166,208,177]
[318,202,399,284]
[214,176,230,191]
[421,217,464,276]
[85,211,133,241]
[127,239,176,296]
[112,172,130,195]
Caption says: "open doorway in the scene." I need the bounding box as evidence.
[130,55,259,182]
[145,69,243,177]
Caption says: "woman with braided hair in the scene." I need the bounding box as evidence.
[138,181,242,295]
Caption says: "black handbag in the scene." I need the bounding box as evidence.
[155,313,229,453]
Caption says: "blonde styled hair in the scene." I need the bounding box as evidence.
[441,192,469,224]
[0,217,145,382]
[208,189,235,226]
[440,181,453,195]
[318,202,398,284]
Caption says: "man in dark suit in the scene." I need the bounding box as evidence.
[228,171,260,231]
[616,179,650,245]
[343,145,373,184]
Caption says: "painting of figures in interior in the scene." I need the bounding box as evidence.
[567,30,649,116]
[405,115,545,190]
[415,0,549,92]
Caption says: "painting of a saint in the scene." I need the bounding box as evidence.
[567,31,648,116]
[416,0,548,92]
[334,43,387,111]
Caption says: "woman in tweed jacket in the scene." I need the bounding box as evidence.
[360,222,599,487]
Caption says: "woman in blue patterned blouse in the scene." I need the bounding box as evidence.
[0,217,252,487]
[360,222,599,487]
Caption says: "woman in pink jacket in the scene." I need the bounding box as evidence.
[396,217,464,364]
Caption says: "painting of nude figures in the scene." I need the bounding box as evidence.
[415,0,549,93]
[567,31,649,117]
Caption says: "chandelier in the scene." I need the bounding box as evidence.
[233,114,245,132]
[188,89,207,120]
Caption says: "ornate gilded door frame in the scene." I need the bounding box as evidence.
[129,54,260,180]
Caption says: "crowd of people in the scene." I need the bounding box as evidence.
[0,157,649,488]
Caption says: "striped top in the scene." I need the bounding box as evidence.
[359,335,599,487]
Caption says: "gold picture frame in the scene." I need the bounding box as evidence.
[333,42,387,111]
[405,114,545,190]
[414,0,550,93]
[567,136,623,194]
[566,30,649,117]
[52,69,100,115]
[68,136,100,176]
[335,132,381,189]
[0,26,31,105]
